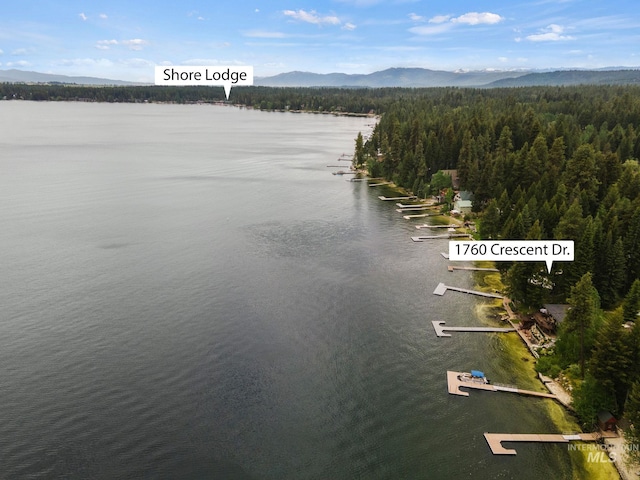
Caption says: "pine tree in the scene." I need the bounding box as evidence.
[624,279,640,324]
[589,312,633,413]
[556,273,600,378]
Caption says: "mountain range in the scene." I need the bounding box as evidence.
[2,67,640,88]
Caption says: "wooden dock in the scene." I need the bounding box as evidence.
[447,371,558,400]
[397,207,433,212]
[448,265,500,272]
[432,282,503,298]
[415,224,458,229]
[432,321,516,337]
[378,195,417,201]
[403,213,438,219]
[484,432,615,455]
[396,203,435,209]
[412,234,471,242]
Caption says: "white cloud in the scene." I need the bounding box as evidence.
[95,39,149,51]
[409,23,453,36]
[498,56,508,62]
[451,12,503,25]
[526,24,574,41]
[57,58,114,68]
[409,13,425,22]
[411,11,503,36]
[121,39,148,50]
[243,30,288,38]
[99,13,108,20]
[96,39,118,50]
[0,49,3,55]
[342,22,357,31]
[283,9,341,26]
[429,15,451,24]
[78,13,88,21]
[11,48,35,55]
[7,60,31,67]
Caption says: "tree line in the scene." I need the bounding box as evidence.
[0,83,421,114]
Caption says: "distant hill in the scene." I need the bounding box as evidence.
[3,67,640,89]
[255,67,530,88]
[0,69,141,86]
[256,67,640,88]
[485,69,640,87]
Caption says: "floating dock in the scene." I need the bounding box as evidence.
[432,282,503,298]
[447,371,558,400]
[432,321,515,337]
[448,265,500,272]
[484,432,616,455]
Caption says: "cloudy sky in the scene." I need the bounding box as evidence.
[1,0,639,81]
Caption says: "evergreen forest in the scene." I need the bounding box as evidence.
[356,85,640,450]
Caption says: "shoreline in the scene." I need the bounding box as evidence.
[361,177,640,480]
[471,264,623,479]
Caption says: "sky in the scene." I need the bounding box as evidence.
[1,0,639,82]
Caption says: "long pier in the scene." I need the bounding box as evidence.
[447,371,558,400]
[396,203,436,209]
[412,234,471,242]
[484,432,615,455]
[415,224,458,229]
[397,207,433,212]
[378,195,416,201]
[448,265,500,272]
[432,321,516,337]
[433,282,503,298]
[403,213,439,219]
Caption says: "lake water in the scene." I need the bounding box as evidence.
[0,102,575,478]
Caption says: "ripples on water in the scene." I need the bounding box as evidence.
[0,103,573,479]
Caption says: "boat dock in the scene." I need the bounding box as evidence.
[412,234,471,242]
[403,213,438,219]
[433,282,503,298]
[484,431,616,455]
[447,371,558,400]
[397,207,433,212]
[396,202,436,209]
[448,265,500,272]
[415,224,458,229]
[378,195,417,201]
[432,321,516,337]
[369,182,392,187]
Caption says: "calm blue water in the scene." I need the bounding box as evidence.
[0,102,574,479]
